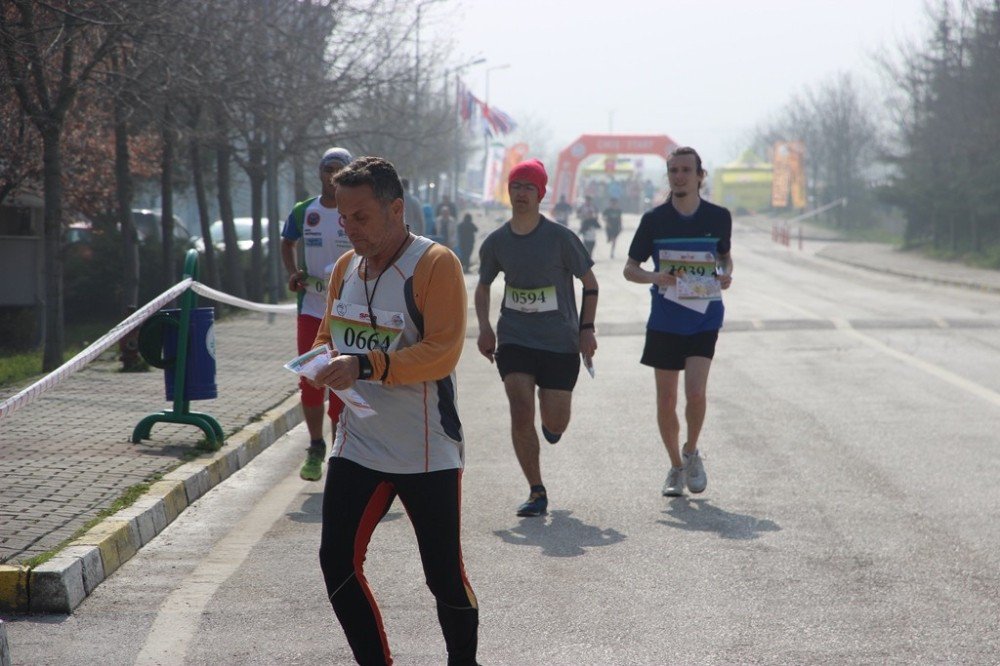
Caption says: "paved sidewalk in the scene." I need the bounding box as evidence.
[816,241,1000,294]
[0,310,300,565]
[745,211,1000,293]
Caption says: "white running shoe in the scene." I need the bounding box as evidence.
[662,466,685,496]
[684,450,707,494]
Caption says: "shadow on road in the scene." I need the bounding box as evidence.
[287,492,403,524]
[287,492,324,523]
[658,498,780,540]
[492,509,626,557]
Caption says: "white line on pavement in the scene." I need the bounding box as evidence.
[830,317,1000,409]
[749,291,1000,409]
[135,470,309,665]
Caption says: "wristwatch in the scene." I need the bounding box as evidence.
[356,354,373,380]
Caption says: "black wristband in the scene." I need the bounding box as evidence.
[378,351,390,382]
[579,323,595,331]
[582,288,599,298]
[354,354,373,380]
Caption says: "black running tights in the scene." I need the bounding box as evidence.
[319,457,479,666]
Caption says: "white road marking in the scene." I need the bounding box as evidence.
[135,471,309,665]
[829,317,1000,409]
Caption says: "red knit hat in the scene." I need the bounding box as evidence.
[508,159,547,201]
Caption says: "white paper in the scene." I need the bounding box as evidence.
[658,283,711,314]
[284,346,377,418]
[676,274,721,301]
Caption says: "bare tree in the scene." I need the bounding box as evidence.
[755,73,881,227]
[0,1,147,370]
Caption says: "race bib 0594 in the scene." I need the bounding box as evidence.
[504,285,557,313]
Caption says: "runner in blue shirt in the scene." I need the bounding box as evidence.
[623,147,734,497]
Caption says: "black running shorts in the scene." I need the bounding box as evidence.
[640,329,719,371]
[495,343,580,391]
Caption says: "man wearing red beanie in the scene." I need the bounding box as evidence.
[475,159,599,517]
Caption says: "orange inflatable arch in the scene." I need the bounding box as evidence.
[550,134,680,209]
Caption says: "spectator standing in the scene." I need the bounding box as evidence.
[457,213,478,273]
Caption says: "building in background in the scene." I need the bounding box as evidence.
[711,150,774,214]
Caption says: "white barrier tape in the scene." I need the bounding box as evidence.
[190,282,297,314]
[0,279,295,424]
[0,278,194,423]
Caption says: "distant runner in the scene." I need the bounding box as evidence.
[602,197,624,259]
[552,194,573,226]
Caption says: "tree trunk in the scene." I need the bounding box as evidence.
[294,158,308,202]
[190,138,219,289]
[216,142,246,299]
[247,142,265,303]
[115,95,139,310]
[40,124,65,372]
[161,102,176,287]
[265,125,281,305]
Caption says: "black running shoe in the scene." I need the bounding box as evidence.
[516,490,548,517]
[541,425,562,444]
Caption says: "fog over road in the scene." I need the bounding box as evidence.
[9,215,1000,665]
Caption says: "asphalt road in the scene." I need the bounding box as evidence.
[7,217,1000,665]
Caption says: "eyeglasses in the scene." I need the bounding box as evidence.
[509,182,538,193]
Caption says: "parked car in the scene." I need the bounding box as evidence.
[192,217,270,254]
[131,209,192,246]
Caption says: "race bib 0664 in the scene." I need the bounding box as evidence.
[328,299,406,354]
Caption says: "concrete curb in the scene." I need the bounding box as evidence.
[1,619,10,666]
[816,248,1000,295]
[0,393,302,615]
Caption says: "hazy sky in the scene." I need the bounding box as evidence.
[427,0,932,170]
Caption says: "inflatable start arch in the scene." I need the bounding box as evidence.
[550,134,680,208]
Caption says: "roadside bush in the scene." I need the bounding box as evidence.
[0,306,37,352]
[64,228,189,327]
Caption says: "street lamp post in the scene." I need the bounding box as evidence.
[414,0,444,128]
[413,0,443,195]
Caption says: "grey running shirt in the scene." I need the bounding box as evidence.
[478,216,594,353]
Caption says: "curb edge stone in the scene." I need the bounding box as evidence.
[2,393,302,614]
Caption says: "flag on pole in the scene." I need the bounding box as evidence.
[457,80,476,123]
[483,104,516,135]
[457,79,517,136]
